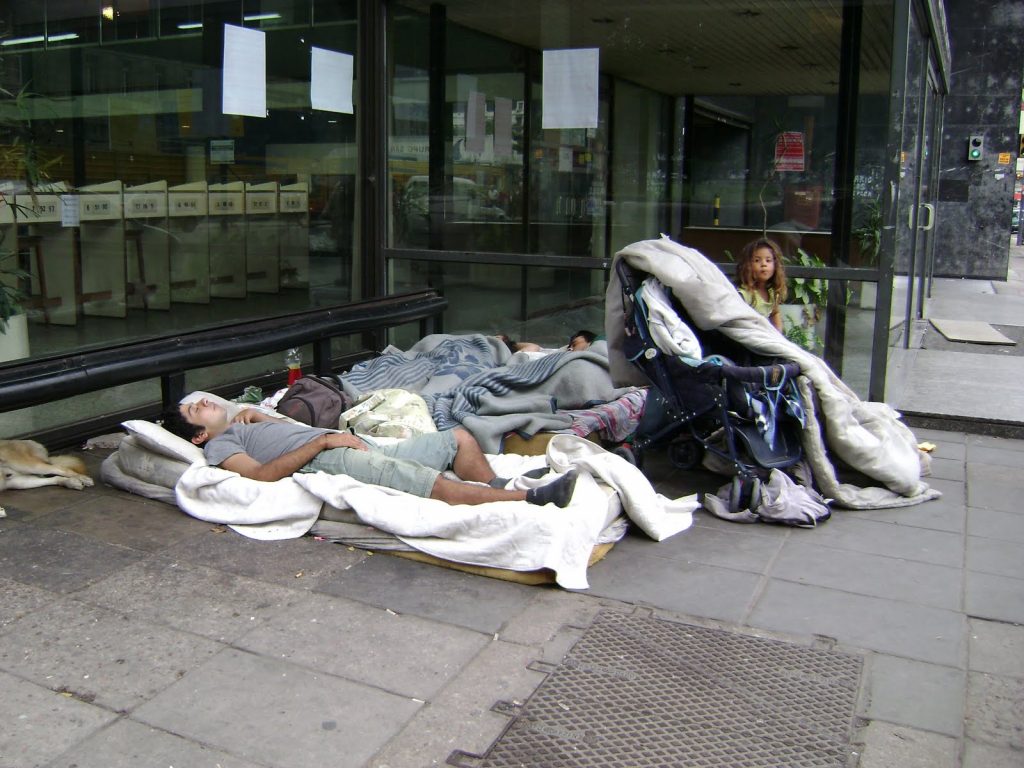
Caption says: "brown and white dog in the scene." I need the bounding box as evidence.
[0,439,94,492]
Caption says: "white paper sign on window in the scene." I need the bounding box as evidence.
[542,48,599,130]
[465,90,486,154]
[222,24,266,117]
[493,97,513,158]
[311,47,354,114]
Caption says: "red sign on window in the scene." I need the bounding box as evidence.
[774,132,805,172]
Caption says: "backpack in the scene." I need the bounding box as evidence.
[276,375,347,429]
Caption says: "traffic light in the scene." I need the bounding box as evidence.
[967,134,984,161]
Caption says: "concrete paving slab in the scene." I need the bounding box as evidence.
[0,485,96,517]
[367,640,548,768]
[894,350,1024,422]
[866,655,965,736]
[964,571,1024,624]
[162,527,367,590]
[930,318,1016,345]
[584,550,763,624]
[771,540,962,611]
[498,588,617,647]
[133,648,420,768]
[795,516,964,568]
[0,525,144,594]
[968,618,1024,678]
[0,598,222,712]
[967,463,1023,513]
[612,521,786,574]
[75,556,305,642]
[966,443,1024,467]
[911,428,967,446]
[966,434,1024,453]
[850,492,966,534]
[962,740,1024,768]
[0,575,56,632]
[967,506,1024,543]
[926,456,966,482]
[314,553,536,634]
[966,535,1024,579]
[47,718,265,768]
[236,592,490,700]
[748,580,965,667]
[0,671,117,767]
[965,671,1024,750]
[29,493,204,552]
[855,722,958,768]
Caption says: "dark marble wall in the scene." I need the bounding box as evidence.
[935,1,1023,279]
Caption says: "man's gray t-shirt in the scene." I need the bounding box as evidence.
[204,421,331,466]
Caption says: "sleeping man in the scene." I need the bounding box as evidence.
[161,397,577,507]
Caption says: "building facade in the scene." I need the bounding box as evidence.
[0,0,957,439]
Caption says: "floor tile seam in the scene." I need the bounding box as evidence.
[962,553,1024,581]
[194,642,439,706]
[739,527,790,626]
[765,571,965,614]
[0,662,131,718]
[776,538,965,571]
[860,715,967,742]
[631,545,785,578]
[779,536,967,573]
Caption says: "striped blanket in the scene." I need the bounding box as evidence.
[339,334,635,452]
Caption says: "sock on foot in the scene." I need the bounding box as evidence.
[521,466,550,479]
[490,467,549,488]
[526,470,578,508]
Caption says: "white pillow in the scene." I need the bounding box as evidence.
[121,419,205,464]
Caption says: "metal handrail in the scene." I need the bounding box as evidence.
[0,289,447,414]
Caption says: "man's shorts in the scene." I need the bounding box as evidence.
[299,429,459,498]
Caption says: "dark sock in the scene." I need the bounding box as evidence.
[490,467,548,488]
[526,470,578,508]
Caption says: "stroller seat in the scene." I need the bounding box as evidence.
[615,259,805,480]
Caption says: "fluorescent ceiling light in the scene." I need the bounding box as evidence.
[1,33,79,46]
[1,35,45,46]
[177,21,203,30]
[243,13,281,22]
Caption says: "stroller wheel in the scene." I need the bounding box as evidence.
[668,439,704,470]
[612,444,642,469]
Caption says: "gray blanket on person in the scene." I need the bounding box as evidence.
[605,236,939,510]
[340,334,631,452]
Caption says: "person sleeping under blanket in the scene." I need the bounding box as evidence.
[160,397,577,507]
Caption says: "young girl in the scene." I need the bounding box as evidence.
[736,237,788,332]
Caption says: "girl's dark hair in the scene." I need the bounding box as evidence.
[737,238,788,302]
[159,406,207,445]
[570,330,596,344]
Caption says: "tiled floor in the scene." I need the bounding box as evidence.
[0,428,1022,767]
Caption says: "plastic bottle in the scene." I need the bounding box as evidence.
[285,347,302,385]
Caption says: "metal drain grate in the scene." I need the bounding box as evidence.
[451,610,863,768]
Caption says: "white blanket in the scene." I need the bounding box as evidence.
[605,236,938,509]
[174,434,697,589]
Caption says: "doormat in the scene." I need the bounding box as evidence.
[930,318,1016,345]
[449,610,863,768]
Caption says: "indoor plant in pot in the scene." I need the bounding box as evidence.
[0,239,30,362]
[780,248,828,352]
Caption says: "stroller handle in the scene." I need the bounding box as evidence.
[713,360,802,385]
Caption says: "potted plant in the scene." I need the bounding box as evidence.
[0,234,30,362]
[780,248,828,352]
[852,199,882,308]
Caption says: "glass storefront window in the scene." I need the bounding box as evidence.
[0,1,359,372]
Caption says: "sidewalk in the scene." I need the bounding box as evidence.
[887,240,1024,435]
[2,247,1023,767]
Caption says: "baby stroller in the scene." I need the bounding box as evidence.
[615,259,805,513]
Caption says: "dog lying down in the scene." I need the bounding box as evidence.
[0,439,94,492]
